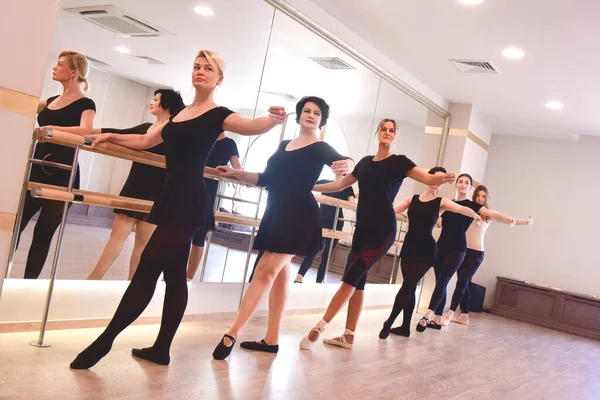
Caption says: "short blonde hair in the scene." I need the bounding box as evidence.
[59,50,90,91]
[195,50,225,76]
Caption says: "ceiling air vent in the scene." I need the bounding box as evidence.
[310,57,355,70]
[134,56,165,65]
[450,59,500,74]
[64,5,173,37]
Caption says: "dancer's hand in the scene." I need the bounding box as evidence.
[35,126,54,143]
[217,165,243,179]
[90,133,111,147]
[474,214,483,226]
[331,159,350,175]
[267,106,286,124]
[508,217,516,227]
[443,171,456,183]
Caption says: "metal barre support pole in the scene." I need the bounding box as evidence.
[322,204,340,284]
[6,130,38,279]
[30,146,80,348]
[238,188,263,308]
[199,180,223,282]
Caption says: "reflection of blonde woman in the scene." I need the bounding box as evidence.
[16,50,95,279]
[87,89,185,280]
[70,50,286,369]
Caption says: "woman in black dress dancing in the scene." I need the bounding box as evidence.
[418,173,519,331]
[212,96,351,360]
[17,50,96,279]
[69,50,286,369]
[87,89,185,280]
[187,132,241,281]
[378,167,481,339]
[299,119,455,351]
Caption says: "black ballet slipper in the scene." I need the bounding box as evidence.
[379,322,391,339]
[427,320,442,330]
[390,326,411,338]
[416,317,429,333]
[69,340,112,370]
[131,347,170,365]
[213,334,236,360]
[240,339,279,354]
[293,280,303,284]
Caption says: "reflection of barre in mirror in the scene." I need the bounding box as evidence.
[299,119,456,352]
[69,49,288,370]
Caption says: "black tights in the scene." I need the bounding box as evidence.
[428,249,466,316]
[72,225,197,367]
[384,259,430,329]
[342,228,395,290]
[297,238,339,283]
[17,196,69,279]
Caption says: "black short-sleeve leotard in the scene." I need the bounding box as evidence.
[101,123,164,221]
[400,195,443,265]
[437,199,483,252]
[32,95,96,188]
[253,140,348,255]
[148,107,234,229]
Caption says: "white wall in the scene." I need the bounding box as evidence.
[478,134,600,307]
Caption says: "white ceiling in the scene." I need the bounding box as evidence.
[50,0,428,127]
[312,0,600,140]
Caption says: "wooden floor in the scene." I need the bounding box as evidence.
[1,310,599,400]
[11,223,343,283]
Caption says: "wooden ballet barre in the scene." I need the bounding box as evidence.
[30,186,153,213]
[214,211,261,228]
[313,193,357,211]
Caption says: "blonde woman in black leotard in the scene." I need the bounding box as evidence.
[70,50,286,369]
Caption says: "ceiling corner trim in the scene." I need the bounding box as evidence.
[262,0,450,119]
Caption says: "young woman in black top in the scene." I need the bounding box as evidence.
[299,119,455,351]
[295,178,356,283]
[17,50,96,279]
[186,133,242,281]
[418,173,517,331]
[378,167,481,339]
[69,50,286,369]
[212,96,351,360]
[87,89,185,280]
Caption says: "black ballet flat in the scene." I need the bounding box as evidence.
[213,334,236,360]
[389,326,411,338]
[379,323,391,339]
[131,347,170,365]
[416,317,429,333]
[427,321,442,330]
[240,339,279,354]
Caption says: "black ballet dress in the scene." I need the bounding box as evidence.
[253,140,348,256]
[148,107,234,229]
[101,123,165,221]
[400,195,443,266]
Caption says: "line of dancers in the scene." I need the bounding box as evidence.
[17,49,532,369]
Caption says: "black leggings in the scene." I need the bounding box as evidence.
[450,249,485,313]
[17,196,71,279]
[90,225,198,354]
[342,228,395,291]
[297,238,339,283]
[384,259,431,328]
[428,248,466,316]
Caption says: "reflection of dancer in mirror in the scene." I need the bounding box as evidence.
[299,119,455,351]
[87,89,185,280]
[212,96,352,360]
[447,185,532,326]
[17,50,95,279]
[417,174,521,332]
[70,50,286,369]
[186,132,241,281]
[294,178,355,284]
[379,167,482,339]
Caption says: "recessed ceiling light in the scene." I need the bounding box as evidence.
[502,47,525,59]
[114,45,131,54]
[545,100,564,110]
[458,0,485,5]
[194,5,214,16]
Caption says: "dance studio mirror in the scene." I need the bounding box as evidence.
[6,1,443,289]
